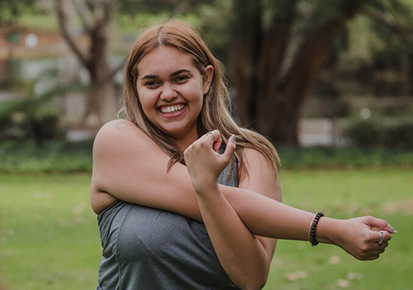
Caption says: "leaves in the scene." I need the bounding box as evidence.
[0,0,38,24]
[328,255,342,265]
[336,272,363,288]
[284,271,308,282]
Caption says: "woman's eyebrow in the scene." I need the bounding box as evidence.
[141,74,157,80]
[171,69,191,77]
[141,69,192,81]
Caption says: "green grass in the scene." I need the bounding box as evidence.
[1,170,412,290]
[0,174,99,290]
[264,169,413,290]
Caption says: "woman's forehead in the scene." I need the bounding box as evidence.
[137,46,197,76]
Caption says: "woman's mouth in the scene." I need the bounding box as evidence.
[159,104,186,114]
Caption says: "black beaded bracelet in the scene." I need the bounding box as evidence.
[308,212,324,247]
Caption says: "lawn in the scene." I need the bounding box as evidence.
[0,169,412,290]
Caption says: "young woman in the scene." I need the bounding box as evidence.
[91,20,396,290]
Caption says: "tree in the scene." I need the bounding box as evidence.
[54,0,216,127]
[55,0,122,126]
[0,0,36,24]
[228,0,413,145]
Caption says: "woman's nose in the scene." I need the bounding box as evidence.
[160,84,177,101]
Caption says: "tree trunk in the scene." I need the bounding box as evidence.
[56,0,118,128]
[82,16,116,126]
[229,0,359,145]
[228,0,262,126]
[83,73,115,127]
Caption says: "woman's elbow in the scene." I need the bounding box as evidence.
[236,273,268,290]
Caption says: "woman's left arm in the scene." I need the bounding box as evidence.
[184,134,280,290]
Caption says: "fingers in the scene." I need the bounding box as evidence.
[222,135,236,163]
[199,130,236,164]
[357,227,392,261]
[375,230,391,245]
[201,130,221,151]
[343,216,395,261]
[201,130,236,152]
[365,216,397,234]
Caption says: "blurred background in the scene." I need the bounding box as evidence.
[0,0,412,289]
[1,0,413,150]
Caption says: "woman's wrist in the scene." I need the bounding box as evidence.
[313,216,344,246]
[194,181,220,197]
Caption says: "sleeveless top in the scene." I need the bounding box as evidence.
[95,159,241,290]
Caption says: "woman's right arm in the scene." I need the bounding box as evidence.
[91,119,395,260]
[91,119,204,219]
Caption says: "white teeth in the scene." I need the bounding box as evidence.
[160,104,185,114]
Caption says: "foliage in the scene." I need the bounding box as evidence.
[3,0,413,145]
[117,0,216,15]
[277,145,413,169]
[384,122,413,150]
[1,139,413,174]
[342,120,385,148]
[227,0,413,144]
[0,139,93,173]
[342,119,413,150]
[0,77,85,145]
[0,0,38,24]
[1,170,412,289]
[0,92,59,143]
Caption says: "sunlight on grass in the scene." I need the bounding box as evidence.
[1,170,412,290]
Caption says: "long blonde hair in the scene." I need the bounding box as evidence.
[120,20,279,176]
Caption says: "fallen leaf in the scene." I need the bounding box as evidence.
[336,279,350,288]
[384,199,413,215]
[285,271,308,282]
[328,255,342,265]
[346,272,363,281]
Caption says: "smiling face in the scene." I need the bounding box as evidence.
[136,45,213,148]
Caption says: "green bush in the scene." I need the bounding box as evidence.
[0,139,93,173]
[1,139,412,174]
[277,146,413,170]
[0,103,65,145]
[0,112,13,134]
[343,120,413,151]
[385,122,413,150]
[342,120,385,148]
[22,110,65,144]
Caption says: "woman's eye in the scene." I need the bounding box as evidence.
[174,75,189,83]
[144,81,160,88]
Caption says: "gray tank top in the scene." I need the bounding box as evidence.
[96,159,241,290]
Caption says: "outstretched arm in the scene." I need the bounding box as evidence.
[184,131,396,264]
[91,120,396,259]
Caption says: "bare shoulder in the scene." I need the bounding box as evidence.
[240,148,277,179]
[238,147,281,200]
[97,119,141,134]
[93,119,158,159]
[94,119,148,147]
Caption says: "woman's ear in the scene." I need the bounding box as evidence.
[203,65,214,95]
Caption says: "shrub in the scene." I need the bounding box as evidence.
[276,146,413,170]
[0,113,13,135]
[342,120,385,148]
[343,119,413,151]
[385,122,413,151]
[0,139,93,173]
